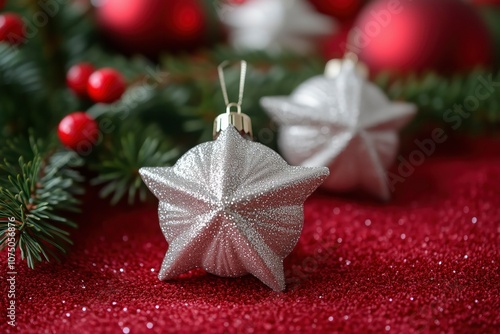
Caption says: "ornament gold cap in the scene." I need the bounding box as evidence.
[213,106,253,140]
[214,60,253,140]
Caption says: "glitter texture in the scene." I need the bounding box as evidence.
[260,61,416,200]
[139,126,329,291]
[2,137,499,334]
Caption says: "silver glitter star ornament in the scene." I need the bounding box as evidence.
[261,58,416,200]
[139,61,329,291]
[218,0,336,55]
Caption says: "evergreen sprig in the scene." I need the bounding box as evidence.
[0,139,82,268]
[376,69,500,133]
[91,125,179,205]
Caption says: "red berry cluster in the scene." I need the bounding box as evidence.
[66,63,126,103]
[59,64,127,151]
[0,2,26,45]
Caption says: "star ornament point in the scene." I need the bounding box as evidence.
[261,62,416,200]
[139,127,329,291]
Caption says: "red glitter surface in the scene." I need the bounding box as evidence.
[1,137,499,333]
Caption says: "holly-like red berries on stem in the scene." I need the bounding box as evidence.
[87,68,126,103]
[66,63,95,98]
[62,65,126,151]
[66,64,126,103]
[58,112,99,152]
[0,13,26,45]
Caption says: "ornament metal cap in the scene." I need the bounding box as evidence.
[213,105,253,140]
[214,60,253,140]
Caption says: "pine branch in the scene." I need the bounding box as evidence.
[0,43,80,139]
[90,124,179,205]
[0,139,83,268]
[0,44,46,136]
[375,69,500,132]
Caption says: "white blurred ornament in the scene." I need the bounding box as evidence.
[139,61,328,291]
[260,57,416,200]
[218,0,336,54]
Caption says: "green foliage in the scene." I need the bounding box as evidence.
[376,69,500,133]
[90,125,179,205]
[0,138,82,268]
[0,44,51,137]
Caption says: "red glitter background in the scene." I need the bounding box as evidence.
[1,137,499,333]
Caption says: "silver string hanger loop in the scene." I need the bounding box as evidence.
[218,60,248,114]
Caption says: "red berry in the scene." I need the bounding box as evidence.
[58,112,99,151]
[66,63,95,98]
[87,68,126,103]
[0,13,26,45]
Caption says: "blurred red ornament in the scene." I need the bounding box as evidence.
[0,13,25,45]
[58,112,99,151]
[67,63,95,98]
[95,0,206,56]
[309,0,364,21]
[87,68,126,104]
[471,0,500,5]
[322,22,353,60]
[351,0,492,74]
[0,0,6,10]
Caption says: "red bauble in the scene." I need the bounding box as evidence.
[309,0,365,22]
[322,22,353,60]
[0,13,25,45]
[0,0,6,10]
[58,112,99,151]
[66,63,95,98]
[471,0,500,5]
[87,68,126,104]
[95,0,206,56]
[352,0,493,74]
